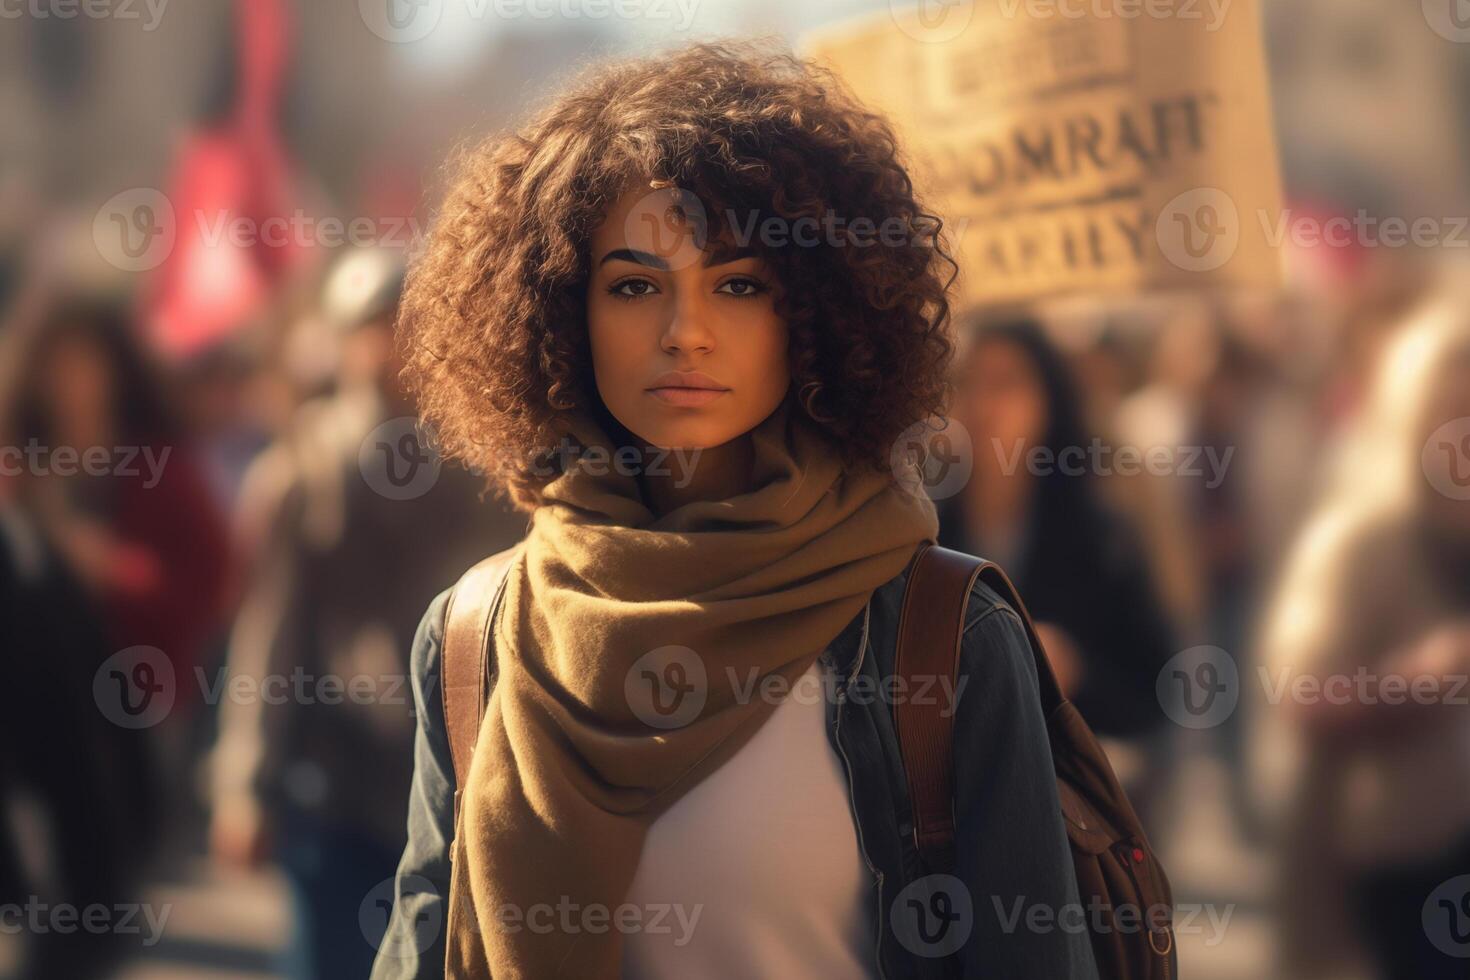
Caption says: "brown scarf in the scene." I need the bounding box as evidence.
[445,396,938,977]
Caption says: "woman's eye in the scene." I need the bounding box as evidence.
[609,278,658,300]
[716,277,767,298]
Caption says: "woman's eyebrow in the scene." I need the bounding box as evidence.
[598,248,669,270]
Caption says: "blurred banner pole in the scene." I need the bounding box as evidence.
[141,0,308,360]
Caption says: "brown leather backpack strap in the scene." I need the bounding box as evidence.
[894,541,982,869]
[894,542,1066,868]
[442,544,523,807]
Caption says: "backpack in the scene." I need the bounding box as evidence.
[440,541,1178,979]
[896,542,1178,979]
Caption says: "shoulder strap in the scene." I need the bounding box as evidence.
[893,542,1064,868]
[442,544,523,801]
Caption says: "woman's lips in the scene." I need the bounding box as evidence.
[646,386,729,407]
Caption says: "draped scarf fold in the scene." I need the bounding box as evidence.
[445,397,938,977]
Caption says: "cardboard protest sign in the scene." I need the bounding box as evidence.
[803,0,1284,308]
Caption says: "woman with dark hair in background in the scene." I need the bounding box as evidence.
[2,301,232,965]
[0,293,231,976]
[939,319,1176,741]
[11,302,232,691]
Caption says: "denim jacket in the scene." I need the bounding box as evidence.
[371,558,1100,979]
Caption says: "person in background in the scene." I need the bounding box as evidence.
[0,284,165,978]
[939,317,1176,740]
[10,301,233,699]
[6,299,233,884]
[209,248,524,980]
[1257,282,1470,980]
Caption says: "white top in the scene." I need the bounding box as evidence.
[622,657,877,978]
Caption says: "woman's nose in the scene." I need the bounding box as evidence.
[661,293,715,355]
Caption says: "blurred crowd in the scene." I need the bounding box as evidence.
[3,229,1467,980]
[2,2,1469,980]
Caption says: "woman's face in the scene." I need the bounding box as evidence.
[43,333,114,447]
[954,337,1049,475]
[585,186,790,451]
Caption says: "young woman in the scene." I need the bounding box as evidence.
[372,43,1096,979]
[939,319,1176,740]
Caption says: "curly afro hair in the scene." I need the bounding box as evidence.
[399,40,958,510]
